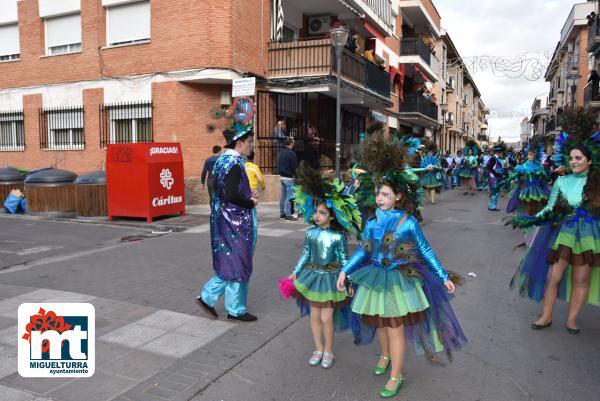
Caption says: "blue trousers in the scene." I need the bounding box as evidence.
[488,192,500,210]
[280,179,295,216]
[199,276,249,316]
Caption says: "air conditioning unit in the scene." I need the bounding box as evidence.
[308,16,331,36]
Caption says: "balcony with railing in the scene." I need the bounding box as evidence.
[584,80,600,109]
[355,0,394,34]
[445,111,454,126]
[588,16,600,53]
[268,39,390,99]
[399,38,439,81]
[399,93,438,122]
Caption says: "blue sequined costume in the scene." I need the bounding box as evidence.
[292,227,351,330]
[343,208,467,359]
[199,149,258,316]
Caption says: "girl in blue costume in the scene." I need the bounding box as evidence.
[419,141,443,204]
[495,136,551,217]
[459,140,479,195]
[337,135,467,398]
[511,128,600,334]
[288,163,362,369]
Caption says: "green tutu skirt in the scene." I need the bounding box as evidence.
[421,172,442,189]
[294,268,349,306]
[459,167,475,179]
[549,216,600,306]
[349,266,430,322]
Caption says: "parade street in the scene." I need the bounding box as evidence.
[0,189,597,401]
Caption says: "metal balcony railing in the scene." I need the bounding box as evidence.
[399,93,438,121]
[584,80,600,105]
[400,38,436,71]
[588,16,600,53]
[361,0,394,30]
[268,39,390,99]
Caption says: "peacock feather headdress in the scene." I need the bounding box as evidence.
[294,162,362,235]
[354,134,421,213]
[553,131,600,170]
[524,135,546,162]
[223,97,255,147]
[464,139,480,156]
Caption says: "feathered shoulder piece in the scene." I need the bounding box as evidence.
[294,162,362,235]
[354,134,421,212]
[509,196,571,229]
[464,139,480,156]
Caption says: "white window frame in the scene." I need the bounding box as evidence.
[0,113,24,151]
[108,103,152,144]
[106,1,151,47]
[44,13,82,56]
[0,23,20,61]
[46,108,84,151]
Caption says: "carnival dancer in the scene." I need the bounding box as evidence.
[459,140,479,195]
[441,150,456,190]
[196,98,259,322]
[478,149,491,191]
[510,129,600,334]
[493,136,551,216]
[337,135,467,398]
[486,142,507,211]
[288,163,362,368]
[419,142,443,204]
[453,149,463,187]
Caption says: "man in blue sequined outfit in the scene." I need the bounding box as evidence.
[196,127,259,322]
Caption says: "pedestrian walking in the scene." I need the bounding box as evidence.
[196,109,259,322]
[201,145,222,204]
[278,137,299,220]
[245,152,265,195]
[337,136,466,399]
[286,163,361,369]
[510,129,600,335]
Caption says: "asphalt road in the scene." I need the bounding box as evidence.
[0,189,598,401]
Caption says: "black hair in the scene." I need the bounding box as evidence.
[248,152,255,161]
[212,145,222,154]
[313,201,349,237]
[284,137,294,147]
[224,130,254,149]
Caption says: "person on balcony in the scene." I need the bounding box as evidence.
[304,124,322,170]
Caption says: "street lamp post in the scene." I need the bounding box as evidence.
[440,103,448,151]
[330,26,349,180]
[566,67,580,109]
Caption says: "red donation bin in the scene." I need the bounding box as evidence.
[106,143,185,223]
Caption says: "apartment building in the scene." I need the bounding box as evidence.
[0,0,400,203]
[395,0,441,139]
[541,2,594,138]
[585,0,600,120]
[434,32,487,153]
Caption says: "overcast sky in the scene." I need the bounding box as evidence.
[434,0,588,141]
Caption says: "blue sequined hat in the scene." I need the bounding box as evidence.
[224,97,255,147]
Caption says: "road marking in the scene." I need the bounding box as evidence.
[0,245,64,256]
